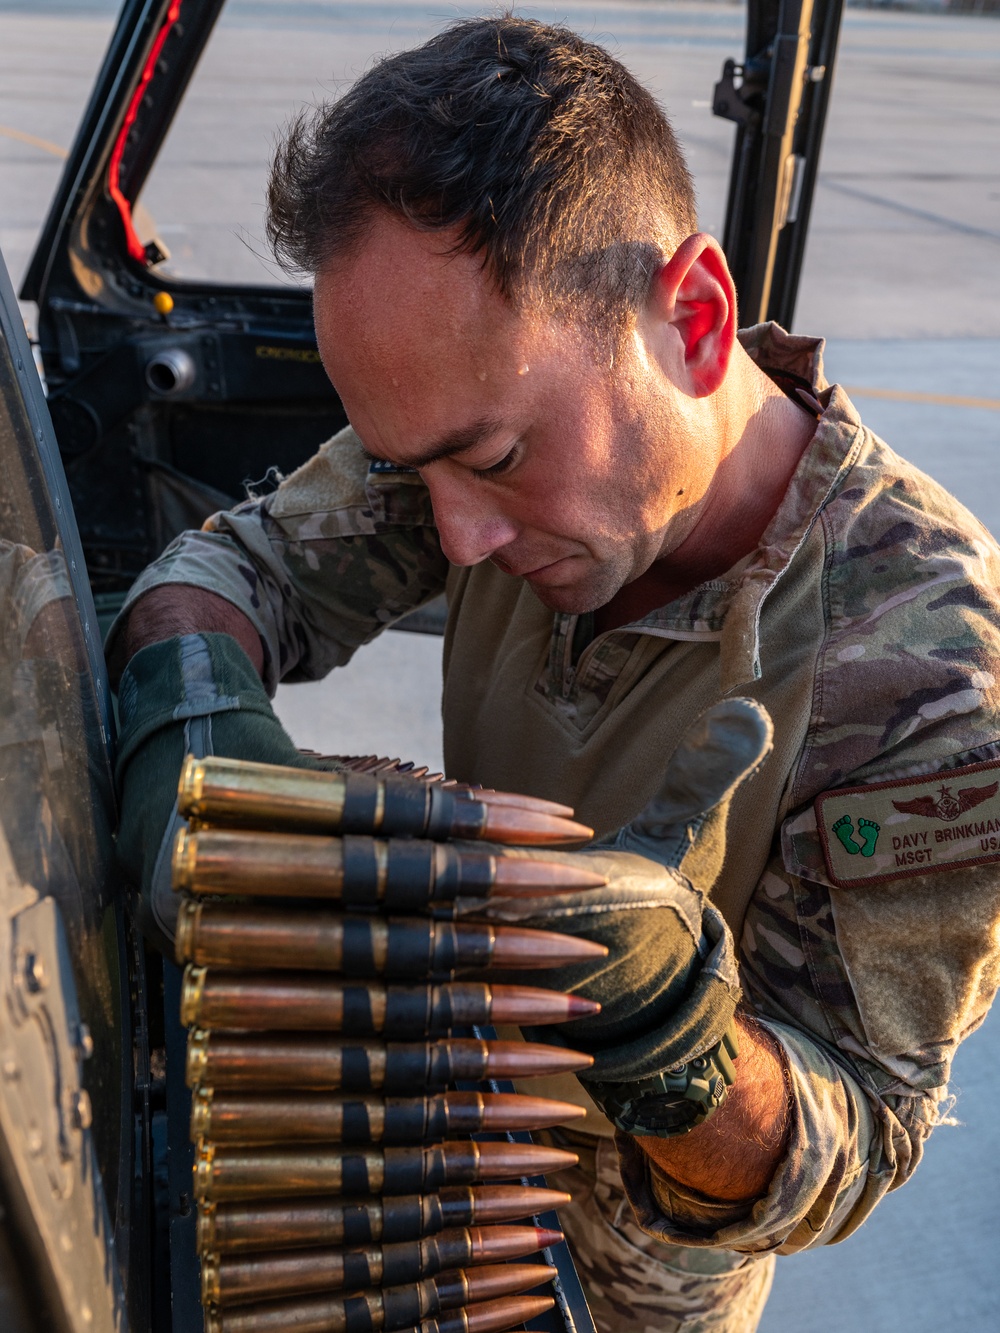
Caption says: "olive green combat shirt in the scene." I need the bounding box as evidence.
[113,324,1000,1255]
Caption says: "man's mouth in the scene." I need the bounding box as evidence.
[494,555,574,583]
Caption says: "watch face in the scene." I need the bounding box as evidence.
[627,1093,704,1137]
[586,1041,735,1138]
[585,1080,704,1138]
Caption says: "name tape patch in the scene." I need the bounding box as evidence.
[816,757,1000,888]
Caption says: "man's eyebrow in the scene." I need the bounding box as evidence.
[371,417,507,470]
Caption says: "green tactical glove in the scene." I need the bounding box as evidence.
[115,632,319,952]
[487,698,773,1137]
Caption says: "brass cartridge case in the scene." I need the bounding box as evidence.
[193,1140,577,1203]
[201,1224,561,1305]
[177,755,590,844]
[197,1185,572,1255]
[196,1197,392,1255]
[203,1263,555,1333]
[173,826,357,898]
[186,1031,388,1091]
[180,968,599,1034]
[173,827,605,902]
[186,1034,593,1093]
[190,1088,585,1145]
[179,755,351,832]
[194,1141,383,1203]
[175,902,605,975]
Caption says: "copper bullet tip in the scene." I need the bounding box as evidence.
[489,984,601,1025]
[482,805,593,846]
[466,1186,572,1224]
[491,857,607,893]
[534,1227,564,1249]
[489,1295,557,1333]
[477,790,576,817]
[484,1040,594,1078]
[489,925,607,969]
[469,1225,563,1263]
[480,1094,585,1132]
[466,1263,557,1303]
[474,1143,578,1178]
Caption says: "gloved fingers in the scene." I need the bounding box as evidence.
[636,697,773,834]
[458,844,703,932]
[516,904,741,1084]
[477,846,711,1046]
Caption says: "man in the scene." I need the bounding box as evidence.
[109,16,1000,1332]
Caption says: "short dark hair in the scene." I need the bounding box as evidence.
[266,14,697,327]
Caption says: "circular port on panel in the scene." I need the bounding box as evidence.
[145,347,196,395]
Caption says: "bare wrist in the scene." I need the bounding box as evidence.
[109,585,264,684]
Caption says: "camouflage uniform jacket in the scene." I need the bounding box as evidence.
[112,323,1000,1256]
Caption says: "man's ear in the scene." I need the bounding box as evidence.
[648,234,737,397]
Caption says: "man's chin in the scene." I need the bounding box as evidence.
[525,570,624,616]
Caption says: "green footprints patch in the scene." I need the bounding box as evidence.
[857,818,880,856]
[832,814,880,857]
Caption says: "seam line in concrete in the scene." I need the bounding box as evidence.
[843,385,1000,410]
[819,178,1000,244]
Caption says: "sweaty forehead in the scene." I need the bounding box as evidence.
[311,216,597,463]
[313,215,519,378]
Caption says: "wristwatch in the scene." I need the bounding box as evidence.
[584,1020,740,1138]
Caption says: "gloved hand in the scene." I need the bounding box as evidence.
[114,632,321,951]
[485,698,773,1136]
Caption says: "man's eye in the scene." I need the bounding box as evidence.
[472,446,519,479]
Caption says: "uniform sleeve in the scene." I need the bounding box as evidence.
[614,767,1000,1255]
[615,1012,880,1256]
[611,845,965,1253]
[612,853,888,1256]
[107,426,448,694]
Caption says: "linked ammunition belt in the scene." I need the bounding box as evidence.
[174,755,604,1333]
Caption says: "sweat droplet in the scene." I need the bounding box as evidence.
[518,363,530,376]
[392,377,399,387]
[478,371,487,381]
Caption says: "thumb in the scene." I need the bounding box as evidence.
[602,698,773,879]
[637,698,773,837]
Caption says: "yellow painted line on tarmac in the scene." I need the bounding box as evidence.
[844,385,1000,412]
[0,124,67,159]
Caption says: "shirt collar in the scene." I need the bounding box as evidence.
[625,322,867,689]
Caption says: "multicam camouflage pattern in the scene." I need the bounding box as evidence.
[116,426,448,693]
[110,324,1000,1321]
[550,1131,774,1333]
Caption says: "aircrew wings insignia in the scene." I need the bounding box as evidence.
[892,781,998,822]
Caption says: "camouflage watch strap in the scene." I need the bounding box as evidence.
[584,1021,740,1138]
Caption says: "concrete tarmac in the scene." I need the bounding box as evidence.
[2,3,999,1330]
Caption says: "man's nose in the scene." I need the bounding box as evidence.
[425,472,519,568]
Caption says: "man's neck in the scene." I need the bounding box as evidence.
[594,378,818,636]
